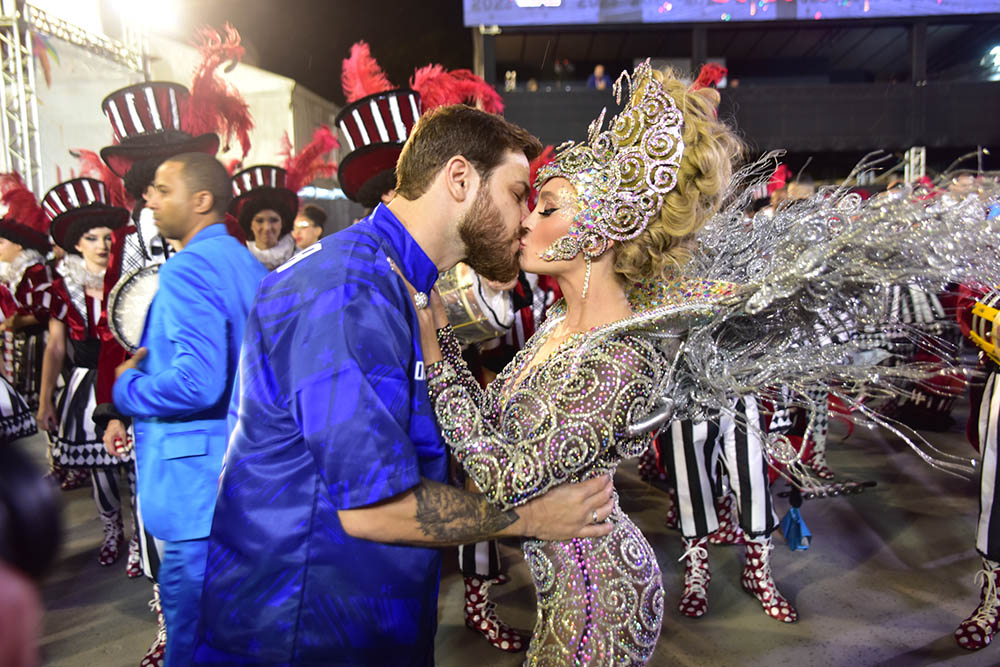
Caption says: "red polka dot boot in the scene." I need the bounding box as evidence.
[638,446,667,483]
[708,493,746,546]
[98,509,124,566]
[955,558,1000,650]
[665,487,679,530]
[140,584,166,667]
[677,537,711,618]
[464,576,528,653]
[125,535,143,578]
[741,536,798,623]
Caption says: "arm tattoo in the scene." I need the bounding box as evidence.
[412,480,519,546]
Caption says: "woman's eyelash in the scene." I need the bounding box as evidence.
[539,207,558,217]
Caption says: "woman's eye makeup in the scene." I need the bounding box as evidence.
[539,207,558,217]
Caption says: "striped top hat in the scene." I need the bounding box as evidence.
[100,82,220,178]
[335,89,421,203]
[229,165,298,238]
[42,178,129,252]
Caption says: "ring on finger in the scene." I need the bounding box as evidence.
[414,292,429,310]
[592,510,599,524]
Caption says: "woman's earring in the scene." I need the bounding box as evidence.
[582,254,592,300]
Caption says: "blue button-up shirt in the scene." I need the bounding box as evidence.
[194,205,447,666]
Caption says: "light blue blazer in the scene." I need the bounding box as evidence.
[113,223,267,542]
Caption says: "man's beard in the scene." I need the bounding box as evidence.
[458,187,520,283]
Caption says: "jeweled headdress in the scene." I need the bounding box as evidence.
[536,59,685,261]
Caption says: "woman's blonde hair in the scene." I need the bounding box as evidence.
[613,68,743,283]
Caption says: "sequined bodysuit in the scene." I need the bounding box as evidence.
[427,315,671,665]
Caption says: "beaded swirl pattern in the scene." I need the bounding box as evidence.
[536,59,685,253]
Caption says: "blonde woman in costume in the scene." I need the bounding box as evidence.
[408,62,740,665]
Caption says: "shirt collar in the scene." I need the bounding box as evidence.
[369,203,438,294]
[182,222,227,249]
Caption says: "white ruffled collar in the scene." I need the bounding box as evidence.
[0,249,44,289]
[59,254,106,291]
[247,234,296,270]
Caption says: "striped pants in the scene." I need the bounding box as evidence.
[657,397,778,540]
[458,540,502,579]
[977,370,1000,561]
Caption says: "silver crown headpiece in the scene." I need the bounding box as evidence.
[536,59,685,252]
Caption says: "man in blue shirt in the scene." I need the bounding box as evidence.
[113,152,268,667]
[194,106,616,665]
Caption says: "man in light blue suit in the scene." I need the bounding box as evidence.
[113,152,267,667]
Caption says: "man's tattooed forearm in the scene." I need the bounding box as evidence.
[412,480,519,545]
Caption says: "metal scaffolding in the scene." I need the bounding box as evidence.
[0,0,143,194]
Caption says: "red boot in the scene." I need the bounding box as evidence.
[741,536,798,623]
[708,493,746,546]
[955,559,1000,650]
[98,509,124,566]
[140,584,166,667]
[665,487,679,530]
[125,535,143,578]
[464,576,528,653]
[677,537,710,618]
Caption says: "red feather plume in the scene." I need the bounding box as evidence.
[691,63,728,91]
[342,41,394,104]
[528,145,556,209]
[410,65,503,114]
[282,126,339,193]
[72,149,130,208]
[0,172,49,235]
[184,23,253,159]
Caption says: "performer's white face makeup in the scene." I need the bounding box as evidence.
[291,215,322,249]
[74,226,112,269]
[251,209,283,250]
[520,178,578,274]
[458,150,530,283]
[0,237,23,263]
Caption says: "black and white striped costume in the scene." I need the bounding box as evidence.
[976,364,1000,561]
[658,396,778,539]
[43,256,137,520]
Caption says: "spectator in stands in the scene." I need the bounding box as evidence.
[587,64,612,90]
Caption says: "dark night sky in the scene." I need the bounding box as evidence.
[176,0,473,105]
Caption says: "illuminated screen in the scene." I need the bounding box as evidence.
[463,0,999,25]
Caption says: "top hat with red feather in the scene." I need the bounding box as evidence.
[0,173,51,254]
[229,165,298,239]
[337,41,504,207]
[42,178,130,252]
[335,88,421,203]
[100,82,221,178]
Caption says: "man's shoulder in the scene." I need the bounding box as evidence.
[262,222,388,292]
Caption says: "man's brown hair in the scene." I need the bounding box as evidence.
[394,105,542,200]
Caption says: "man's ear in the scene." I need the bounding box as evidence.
[443,156,477,203]
[192,190,215,215]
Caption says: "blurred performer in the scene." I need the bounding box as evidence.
[655,398,796,623]
[954,186,1000,655]
[231,165,298,269]
[236,125,338,270]
[291,204,327,252]
[35,179,130,570]
[91,25,253,667]
[0,175,48,443]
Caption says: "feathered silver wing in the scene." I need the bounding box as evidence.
[576,151,1000,482]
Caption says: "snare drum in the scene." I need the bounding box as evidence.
[106,265,160,353]
[437,263,504,345]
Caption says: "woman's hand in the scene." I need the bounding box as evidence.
[36,401,57,432]
[388,259,444,366]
